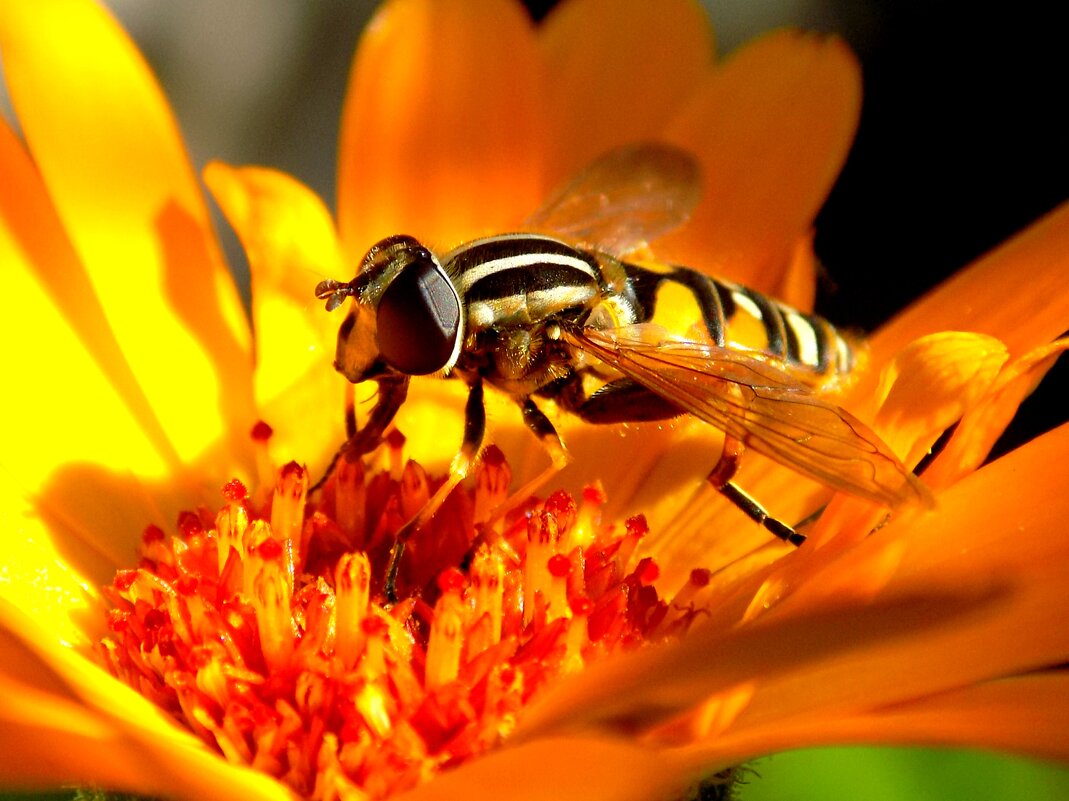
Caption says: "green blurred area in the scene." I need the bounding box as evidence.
[4,748,1069,801]
[738,747,1069,801]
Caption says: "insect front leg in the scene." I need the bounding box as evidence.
[311,373,410,494]
[384,379,487,601]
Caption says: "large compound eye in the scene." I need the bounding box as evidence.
[376,253,462,375]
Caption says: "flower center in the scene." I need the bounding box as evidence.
[97,429,707,799]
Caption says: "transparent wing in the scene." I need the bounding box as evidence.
[564,325,931,508]
[524,143,701,257]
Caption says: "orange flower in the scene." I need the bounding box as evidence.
[2,1,1069,800]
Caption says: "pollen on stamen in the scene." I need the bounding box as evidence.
[97,431,704,800]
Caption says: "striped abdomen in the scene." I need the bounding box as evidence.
[620,261,858,386]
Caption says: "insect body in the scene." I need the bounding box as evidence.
[316,145,928,593]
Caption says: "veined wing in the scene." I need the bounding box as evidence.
[524,143,701,258]
[564,325,932,508]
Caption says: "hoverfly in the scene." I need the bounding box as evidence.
[315,143,929,595]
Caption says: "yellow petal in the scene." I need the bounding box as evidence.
[337,0,546,258]
[204,162,349,474]
[0,601,293,801]
[539,0,713,185]
[872,200,1069,368]
[1,118,228,618]
[872,332,1008,468]
[0,483,102,645]
[660,31,860,289]
[0,0,254,469]
[922,338,1069,490]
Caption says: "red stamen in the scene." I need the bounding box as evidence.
[250,420,274,442]
[222,478,248,502]
[98,444,679,801]
[547,553,572,578]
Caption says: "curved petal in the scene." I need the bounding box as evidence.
[0,483,104,646]
[0,603,294,801]
[659,31,861,290]
[337,0,547,258]
[204,162,349,475]
[923,338,1069,490]
[871,332,1007,469]
[539,0,714,186]
[0,0,255,471]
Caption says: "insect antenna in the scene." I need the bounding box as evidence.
[315,278,357,312]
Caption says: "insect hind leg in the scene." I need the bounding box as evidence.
[565,378,806,547]
[709,435,806,547]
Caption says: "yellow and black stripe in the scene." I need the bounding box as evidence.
[619,260,856,384]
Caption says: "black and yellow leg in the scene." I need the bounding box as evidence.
[707,435,806,547]
[384,379,486,601]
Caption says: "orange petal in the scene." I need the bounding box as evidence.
[922,338,1069,490]
[518,423,1069,749]
[0,601,293,801]
[204,162,350,475]
[517,581,989,743]
[725,422,1069,736]
[399,735,700,801]
[673,673,1069,767]
[538,0,713,185]
[871,201,1069,368]
[660,31,860,290]
[0,0,255,469]
[819,673,1069,762]
[337,0,546,258]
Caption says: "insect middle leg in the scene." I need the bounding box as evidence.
[566,377,805,547]
[478,397,573,528]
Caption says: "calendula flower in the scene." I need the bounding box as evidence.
[2,1,1068,801]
